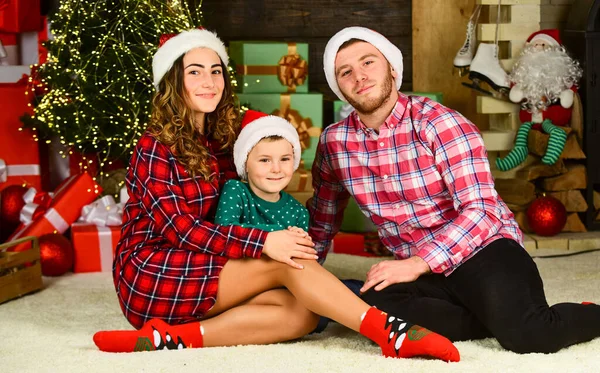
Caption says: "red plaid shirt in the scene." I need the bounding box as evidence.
[114,133,267,328]
[308,93,523,275]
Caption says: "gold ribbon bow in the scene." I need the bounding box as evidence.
[271,95,321,151]
[277,53,308,91]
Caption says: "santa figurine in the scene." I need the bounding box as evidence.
[495,29,583,171]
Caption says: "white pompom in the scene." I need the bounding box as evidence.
[509,85,524,103]
[559,89,574,108]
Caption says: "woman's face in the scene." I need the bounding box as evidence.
[182,47,225,120]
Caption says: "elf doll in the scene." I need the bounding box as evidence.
[496,29,583,171]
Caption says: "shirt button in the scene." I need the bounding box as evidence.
[383,174,388,180]
[379,142,385,147]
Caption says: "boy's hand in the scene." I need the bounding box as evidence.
[287,226,312,241]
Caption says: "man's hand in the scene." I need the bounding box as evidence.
[360,256,431,293]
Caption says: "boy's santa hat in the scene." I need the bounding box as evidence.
[527,29,561,47]
[152,28,228,89]
[234,110,302,180]
[323,26,403,102]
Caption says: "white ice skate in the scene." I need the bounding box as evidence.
[453,4,482,76]
[462,42,510,96]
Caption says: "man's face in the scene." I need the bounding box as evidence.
[334,41,397,114]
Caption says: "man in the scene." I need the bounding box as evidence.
[307,26,600,354]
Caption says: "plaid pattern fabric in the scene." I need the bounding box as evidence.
[308,93,523,275]
[115,133,267,329]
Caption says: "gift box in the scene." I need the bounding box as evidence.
[331,232,373,257]
[236,93,323,169]
[71,223,121,273]
[0,0,44,33]
[8,173,102,251]
[284,167,312,193]
[333,100,355,123]
[0,32,18,65]
[340,197,378,233]
[229,41,309,93]
[0,80,41,191]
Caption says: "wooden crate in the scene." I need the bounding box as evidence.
[0,236,43,304]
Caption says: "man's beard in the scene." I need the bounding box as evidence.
[509,44,583,110]
[342,69,395,115]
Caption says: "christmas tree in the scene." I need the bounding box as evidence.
[21,0,204,169]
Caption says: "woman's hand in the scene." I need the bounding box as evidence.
[262,230,318,269]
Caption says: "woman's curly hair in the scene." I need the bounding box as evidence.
[147,54,240,181]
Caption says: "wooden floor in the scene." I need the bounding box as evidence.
[524,231,600,257]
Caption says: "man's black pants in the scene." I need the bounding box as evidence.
[361,238,600,353]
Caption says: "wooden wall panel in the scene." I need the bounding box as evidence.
[412,0,487,129]
[200,0,413,100]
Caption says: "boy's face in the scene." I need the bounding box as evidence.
[334,41,397,114]
[246,138,295,202]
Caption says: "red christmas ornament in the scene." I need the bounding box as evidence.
[39,233,73,276]
[0,184,27,224]
[0,185,28,242]
[527,196,567,236]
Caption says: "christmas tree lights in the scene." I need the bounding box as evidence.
[21,0,205,171]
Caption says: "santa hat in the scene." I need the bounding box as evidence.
[323,26,403,102]
[234,110,302,180]
[152,28,228,89]
[527,29,561,47]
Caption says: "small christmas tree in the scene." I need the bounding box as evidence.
[22,0,203,168]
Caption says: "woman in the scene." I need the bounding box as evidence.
[93,28,459,362]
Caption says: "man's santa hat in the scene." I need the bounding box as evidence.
[234,110,301,180]
[152,28,229,89]
[527,29,561,47]
[323,26,403,102]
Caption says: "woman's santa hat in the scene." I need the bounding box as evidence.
[527,29,561,47]
[152,28,228,89]
[323,26,403,102]
[234,110,302,180]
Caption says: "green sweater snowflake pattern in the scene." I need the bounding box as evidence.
[215,180,309,232]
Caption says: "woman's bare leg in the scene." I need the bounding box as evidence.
[203,256,370,335]
[202,288,319,346]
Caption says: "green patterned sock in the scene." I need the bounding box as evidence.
[540,119,567,165]
[495,122,533,171]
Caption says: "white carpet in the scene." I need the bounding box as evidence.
[1,251,600,373]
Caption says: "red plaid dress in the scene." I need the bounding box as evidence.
[114,133,267,329]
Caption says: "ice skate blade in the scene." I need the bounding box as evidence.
[462,82,492,96]
[467,71,509,96]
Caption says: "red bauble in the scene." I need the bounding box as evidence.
[527,196,567,236]
[0,185,27,224]
[39,234,73,276]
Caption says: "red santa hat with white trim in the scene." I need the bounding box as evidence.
[152,28,229,89]
[233,110,302,180]
[527,29,561,47]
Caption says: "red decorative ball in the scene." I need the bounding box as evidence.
[527,196,567,236]
[39,234,73,276]
[0,185,27,224]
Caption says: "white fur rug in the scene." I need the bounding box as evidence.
[1,251,600,373]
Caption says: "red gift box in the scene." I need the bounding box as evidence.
[0,0,43,33]
[0,32,18,65]
[71,223,121,273]
[8,173,102,251]
[0,80,41,191]
[332,232,376,257]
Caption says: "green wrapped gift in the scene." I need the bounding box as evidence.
[333,100,354,123]
[229,41,309,94]
[237,93,323,169]
[340,197,378,233]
